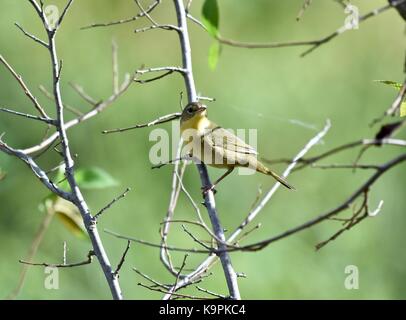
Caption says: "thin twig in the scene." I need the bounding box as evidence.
[215,0,406,58]
[296,0,313,21]
[0,54,49,118]
[160,141,185,276]
[102,112,181,134]
[14,22,48,48]
[133,267,169,289]
[69,82,99,106]
[168,254,188,299]
[182,225,212,250]
[309,163,380,170]
[114,241,131,277]
[81,0,161,30]
[39,85,83,116]
[138,282,207,299]
[0,107,55,125]
[134,0,180,33]
[22,73,134,154]
[105,229,212,254]
[0,140,71,200]
[94,188,131,220]
[196,286,227,299]
[19,250,94,268]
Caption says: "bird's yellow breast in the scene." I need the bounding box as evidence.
[180,115,211,136]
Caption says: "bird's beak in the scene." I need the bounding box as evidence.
[197,105,207,113]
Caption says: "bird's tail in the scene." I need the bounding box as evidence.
[256,162,295,190]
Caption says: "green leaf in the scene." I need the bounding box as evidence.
[374,80,402,90]
[74,167,119,190]
[53,166,70,191]
[208,41,221,70]
[401,101,406,117]
[202,0,219,37]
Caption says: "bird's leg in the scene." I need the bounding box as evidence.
[202,167,234,195]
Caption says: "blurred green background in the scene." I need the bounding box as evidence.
[1,0,405,299]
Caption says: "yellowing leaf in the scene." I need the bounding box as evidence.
[401,101,406,117]
[54,197,88,239]
[0,169,6,181]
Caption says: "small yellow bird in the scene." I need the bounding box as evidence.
[180,102,294,192]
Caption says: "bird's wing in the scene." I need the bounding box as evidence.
[203,126,258,155]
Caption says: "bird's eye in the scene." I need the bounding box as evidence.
[187,107,194,114]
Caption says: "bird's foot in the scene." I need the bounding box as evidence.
[201,185,217,195]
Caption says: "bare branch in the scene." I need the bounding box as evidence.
[104,229,211,254]
[216,0,406,58]
[102,112,181,134]
[315,191,370,251]
[237,153,406,252]
[134,70,176,84]
[81,0,161,30]
[160,142,185,276]
[264,138,406,170]
[197,95,216,102]
[196,286,227,299]
[182,225,212,250]
[0,54,50,119]
[69,82,99,106]
[133,267,169,289]
[136,66,186,75]
[296,0,313,21]
[309,163,380,170]
[114,241,131,277]
[19,250,94,268]
[0,140,71,200]
[55,0,74,31]
[133,0,179,33]
[0,107,55,125]
[39,85,83,116]
[22,73,134,154]
[138,282,207,300]
[95,188,131,220]
[14,23,48,48]
[168,254,188,299]
[386,78,406,116]
[301,0,406,56]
